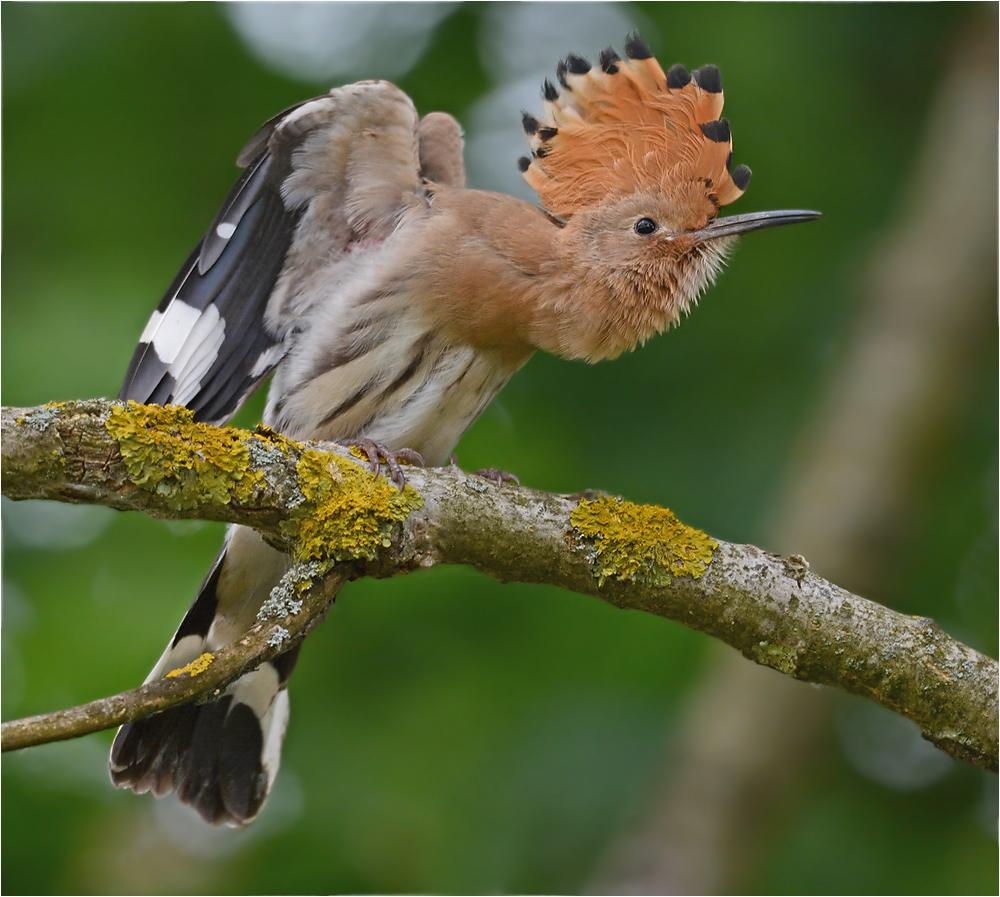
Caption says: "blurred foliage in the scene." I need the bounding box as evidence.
[2,3,996,894]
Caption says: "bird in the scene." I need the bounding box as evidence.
[109,33,819,825]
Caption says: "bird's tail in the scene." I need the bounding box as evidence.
[109,528,297,826]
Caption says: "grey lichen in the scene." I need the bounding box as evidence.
[257,590,304,621]
[20,404,63,431]
[245,436,287,469]
[267,626,291,650]
[257,560,331,622]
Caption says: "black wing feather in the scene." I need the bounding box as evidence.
[119,144,300,425]
[236,95,326,167]
[192,202,295,422]
[199,152,273,274]
[118,242,201,401]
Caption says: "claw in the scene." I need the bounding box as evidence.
[338,438,425,489]
[474,467,520,486]
[451,454,520,486]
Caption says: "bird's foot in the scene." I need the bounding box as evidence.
[339,438,424,489]
[474,467,520,486]
[449,455,519,486]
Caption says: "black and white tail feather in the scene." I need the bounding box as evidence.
[109,528,299,824]
[111,81,467,825]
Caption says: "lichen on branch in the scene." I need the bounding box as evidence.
[570,495,717,585]
[105,401,266,510]
[283,448,423,562]
[102,401,423,564]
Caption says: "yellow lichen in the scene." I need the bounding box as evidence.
[106,401,261,510]
[105,401,422,565]
[570,495,717,586]
[281,448,423,562]
[165,652,215,678]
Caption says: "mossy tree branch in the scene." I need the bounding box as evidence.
[2,399,997,771]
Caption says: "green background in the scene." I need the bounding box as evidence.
[3,3,996,894]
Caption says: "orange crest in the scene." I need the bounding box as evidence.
[520,34,751,221]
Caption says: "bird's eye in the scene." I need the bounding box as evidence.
[634,218,658,235]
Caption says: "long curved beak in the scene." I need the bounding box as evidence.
[694,209,821,241]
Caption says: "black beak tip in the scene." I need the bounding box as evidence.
[763,209,822,225]
[699,208,823,240]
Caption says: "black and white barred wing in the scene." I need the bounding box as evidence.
[118,128,302,425]
[118,80,431,426]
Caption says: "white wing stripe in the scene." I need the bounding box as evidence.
[138,309,164,345]
[149,300,203,365]
[179,342,218,398]
[169,303,225,377]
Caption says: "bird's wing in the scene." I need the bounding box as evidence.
[119,81,425,425]
[417,112,466,188]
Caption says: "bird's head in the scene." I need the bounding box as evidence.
[519,34,818,355]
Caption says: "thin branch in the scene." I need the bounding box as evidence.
[1,561,349,751]
[2,399,997,770]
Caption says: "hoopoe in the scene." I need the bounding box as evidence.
[111,33,818,825]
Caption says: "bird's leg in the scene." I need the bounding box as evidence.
[338,438,425,489]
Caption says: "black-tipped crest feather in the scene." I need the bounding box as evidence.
[693,65,723,93]
[599,46,621,73]
[666,64,692,89]
[624,32,653,60]
[731,164,752,190]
